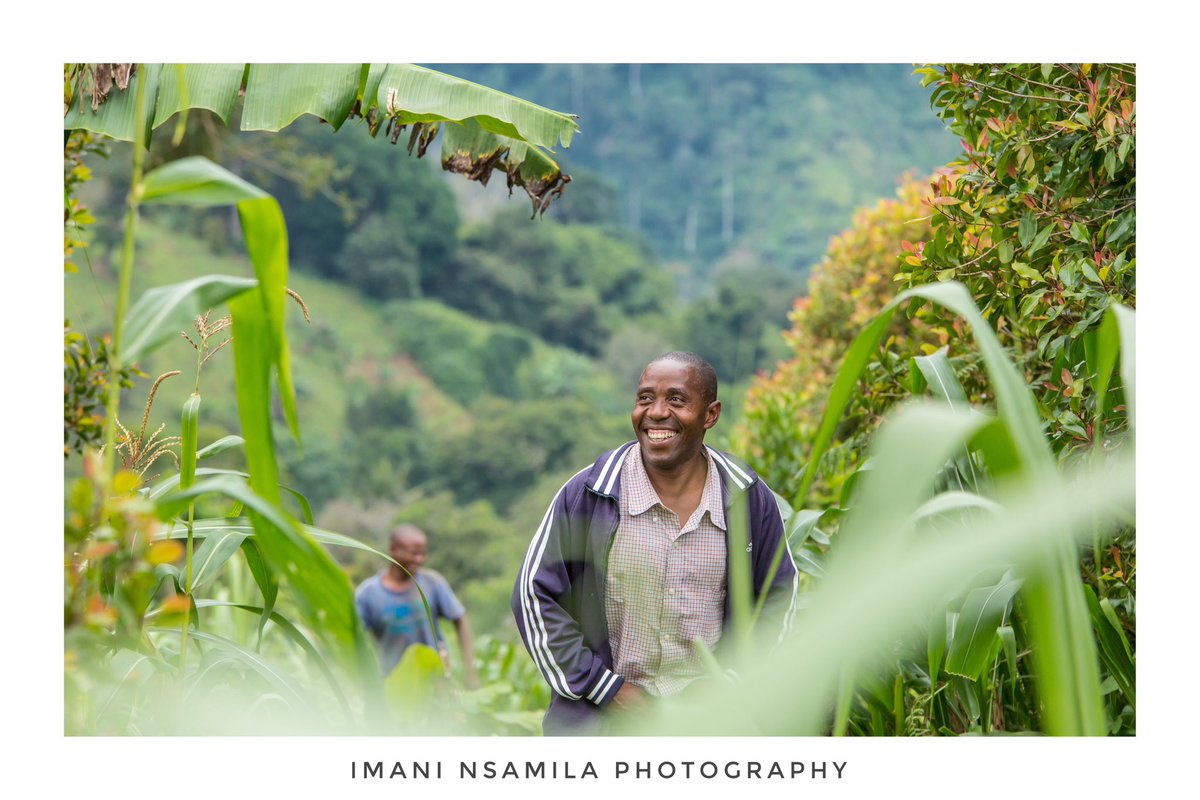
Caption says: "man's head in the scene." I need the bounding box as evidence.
[389,524,428,576]
[631,352,721,473]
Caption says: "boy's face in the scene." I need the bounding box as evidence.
[390,532,427,575]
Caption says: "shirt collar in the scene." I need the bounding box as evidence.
[621,445,727,531]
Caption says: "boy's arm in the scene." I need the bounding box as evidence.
[453,615,480,689]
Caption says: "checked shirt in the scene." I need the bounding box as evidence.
[604,445,727,697]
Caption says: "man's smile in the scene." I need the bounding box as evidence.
[645,429,678,442]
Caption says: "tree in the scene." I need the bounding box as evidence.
[906,63,1135,457]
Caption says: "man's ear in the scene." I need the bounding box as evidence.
[704,400,722,430]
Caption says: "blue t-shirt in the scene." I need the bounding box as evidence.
[355,569,465,675]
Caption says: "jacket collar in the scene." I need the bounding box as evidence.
[585,441,757,506]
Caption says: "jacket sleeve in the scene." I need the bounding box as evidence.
[511,475,624,707]
[752,482,799,646]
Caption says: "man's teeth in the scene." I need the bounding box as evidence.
[647,430,677,441]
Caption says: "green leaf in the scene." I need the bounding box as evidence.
[371,64,577,151]
[997,625,1018,676]
[237,197,301,444]
[1018,212,1037,248]
[1012,262,1042,283]
[1113,304,1135,429]
[911,491,1003,525]
[197,435,243,460]
[385,643,445,715]
[241,64,361,132]
[1084,586,1135,707]
[64,64,162,145]
[143,155,267,205]
[121,275,256,365]
[180,393,201,490]
[155,474,384,710]
[997,238,1014,264]
[193,599,351,717]
[1028,223,1054,256]
[188,527,247,592]
[794,281,1101,735]
[150,627,309,707]
[240,538,278,643]
[1070,221,1090,244]
[1105,211,1135,246]
[927,610,948,691]
[945,572,1024,679]
[913,348,968,406]
[152,64,244,128]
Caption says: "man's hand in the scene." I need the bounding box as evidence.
[610,682,648,712]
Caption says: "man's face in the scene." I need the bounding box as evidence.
[390,532,427,575]
[631,359,721,473]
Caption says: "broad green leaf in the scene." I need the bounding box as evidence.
[180,393,201,490]
[150,468,314,523]
[647,445,1133,736]
[241,64,361,132]
[121,275,256,365]
[237,197,300,443]
[997,238,1014,264]
[1084,586,1135,708]
[945,572,1024,679]
[1113,304,1135,428]
[151,627,308,707]
[1018,212,1036,248]
[1029,223,1054,256]
[793,548,825,578]
[229,295,281,505]
[188,528,247,592]
[998,625,1018,677]
[193,599,351,717]
[1012,262,1042,283]
[152,64,244,128]
[155,474,384,711]
[240,538,278,643]
[197,435,243,460]
[385,643,445,716]
[1085,304,1121,420]
[64,64,162,145]
[371,64,577,151]
[142,155,267,205]
[913,348,967,406]
[911,490,1003,524]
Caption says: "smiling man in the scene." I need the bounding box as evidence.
[512,352,798,735]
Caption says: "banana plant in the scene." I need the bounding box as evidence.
[63,63,579,216]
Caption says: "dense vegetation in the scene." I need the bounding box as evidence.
[738,63,1135,735]
[63,63,1133,739]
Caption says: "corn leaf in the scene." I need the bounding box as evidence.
[121,275,256,365]
[913,347,968,406]
[944,572,1023,679]
[180,393,201,490]
[187,528,247,592]
[193,599,351,717]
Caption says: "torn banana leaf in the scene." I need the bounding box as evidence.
[65,63,578,212]
[441,118,571,218]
